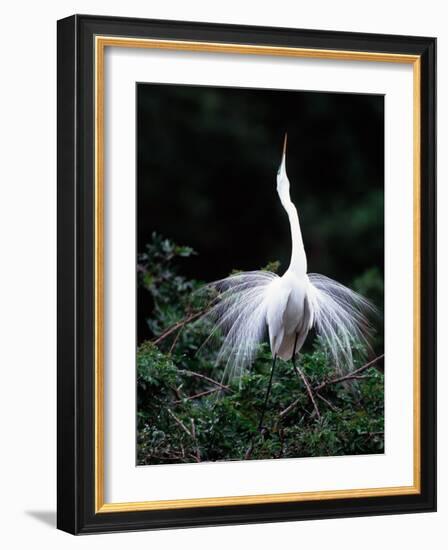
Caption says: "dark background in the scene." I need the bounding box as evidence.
[137,84,384,343]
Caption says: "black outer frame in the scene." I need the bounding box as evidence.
[57,14,436,535]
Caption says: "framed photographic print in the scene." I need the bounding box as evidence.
[57,15,436,534]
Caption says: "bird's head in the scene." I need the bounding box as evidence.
[276,133,291,207]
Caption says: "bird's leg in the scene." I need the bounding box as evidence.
[258,355,277,432]
[291,334,321,420]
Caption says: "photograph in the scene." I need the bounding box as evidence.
[136,83,385,466]
[55,13,436,535]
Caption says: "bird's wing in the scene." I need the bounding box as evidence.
[307,273,376,373]
[266,280,291,357]
[197,270,279,383]
[267,284,312,360]
[291,292,313,355]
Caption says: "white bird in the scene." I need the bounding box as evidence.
[199,134,375,424]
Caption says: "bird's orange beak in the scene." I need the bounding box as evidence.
[282,133,288,156]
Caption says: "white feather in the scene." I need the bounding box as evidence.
[307,273,376,373]
[197,271,278,383]
[198,270,374,382]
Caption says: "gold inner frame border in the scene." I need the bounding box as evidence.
[94,36,421,513]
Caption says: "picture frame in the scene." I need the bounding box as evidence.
[57,14,436,534]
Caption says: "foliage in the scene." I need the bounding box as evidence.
[137,234,384,465]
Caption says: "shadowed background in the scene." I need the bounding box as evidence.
[137,84,384,344]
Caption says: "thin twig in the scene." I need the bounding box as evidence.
[169,322,185,353]
[171,384,183,401]
[292,363,321,420]
[314,354,384,392]
[280,355,384,418]
[179,369,231,392]
[152,308,207,345]
[174,387,221,403]
[279,396,301,419]
[316,392,339,412]
[187,453,201,462]
[169,305,196,353]
[167,408,192,437]
[167,410,202,462]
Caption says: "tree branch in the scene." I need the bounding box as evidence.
[167,408,192,437]
[174,386,222,403]
[316,391,339,412]
[280,355,384,419]
[178,369,231,392]
[151,308,208,345]
[292,363,321,420]
[279,396,302,418]
[314,354,384,392]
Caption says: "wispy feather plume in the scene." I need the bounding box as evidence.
[197,271,278,383]
[198,270,375,383]
[307,273,376,373]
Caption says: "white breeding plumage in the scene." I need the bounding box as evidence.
[199,134,375,384]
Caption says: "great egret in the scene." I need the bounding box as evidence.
[200,134,375,427]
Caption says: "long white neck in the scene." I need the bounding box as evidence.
[282,197,307,276]
[276,149,307,276]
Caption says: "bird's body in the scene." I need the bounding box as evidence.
[265,271,312,360]
[199,134,375,389]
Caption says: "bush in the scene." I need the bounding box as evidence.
[137,234,384,464]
